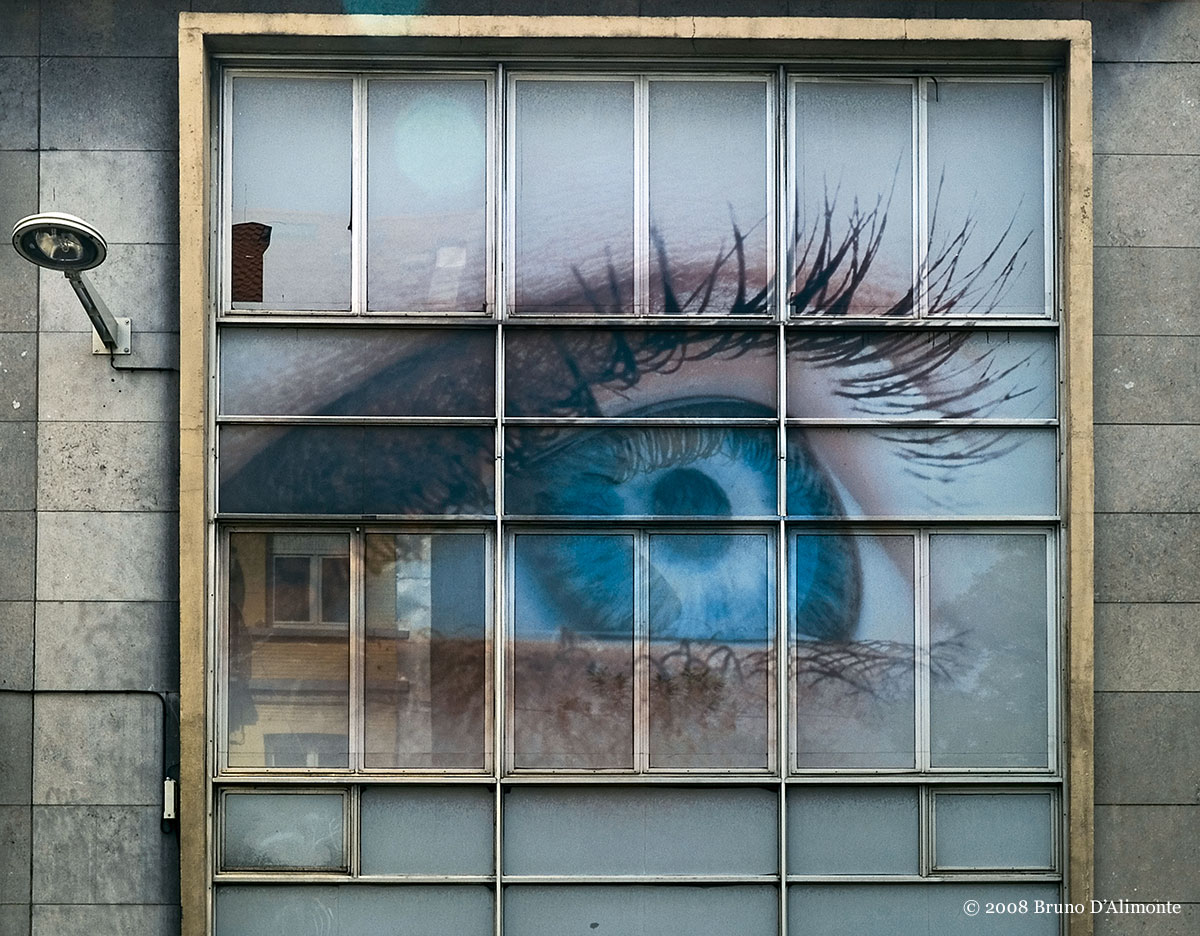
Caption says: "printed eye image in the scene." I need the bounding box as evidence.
[219,73,1054,776]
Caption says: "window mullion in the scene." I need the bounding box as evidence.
[352,75,367,315]
[350,527,365,772]
[915,77,928,318]
[635,528,651,773]
[916,529,931,772]
[634,75,650,317]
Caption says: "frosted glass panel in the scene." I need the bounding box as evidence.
[225,533,349,769]
[649,80,770,316]
[505,328,777,418]
[790,428,1057,518]
[504,786,777,876]
[231,78,351,311]
[216,885,493,936]
[648,533,772,768]
[512,534,635,768]
[219,328,494,417]
[786,329,1057,420]
[792,534,915,769]
[792,81,913,316]
[789,883,1061,936]
[360,786,493,875]
[506,427,777,518]
[929,534,1051,768]
[218,426,495,516]
[368,79,488,312]
[505,886,777,936]
[934,792,1055,870]
[222,792,345,871]
[787,787,918,875]
[364,534,488,769]
[513,79,634,314]
[926,81,1047,317]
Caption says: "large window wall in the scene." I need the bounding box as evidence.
[211,62,1064,935]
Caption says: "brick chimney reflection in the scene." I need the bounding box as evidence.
[231,222,272,302]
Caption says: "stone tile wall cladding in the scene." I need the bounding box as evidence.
[0,1,1196,934]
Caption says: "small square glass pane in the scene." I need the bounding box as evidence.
[360,786,493,875]
[934,792,1055,870]
[221,792,345,871]
[787,786,918,875]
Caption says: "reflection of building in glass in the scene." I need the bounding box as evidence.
[230,221,271,302]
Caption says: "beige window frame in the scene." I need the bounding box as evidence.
[179,14,1093,936]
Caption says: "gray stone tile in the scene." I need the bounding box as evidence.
[1095,805,1200,902]
[0,692,31,805]
[0,805,31,903]
[1094,336,1200,425]
[1096,603,1200,692]
[1088,1,1200,64]
[39,245,179,334]
[1096,603,1200,693]
[1096,692,1200,805]
[39,422,178,512]
[1095,514,1200,603]
[1096,425,1200,513]
[34,602,178,693]
[0,602,33,690]
[0,904,29,936]
[1095,903,1200,936]
[0,58,38,150]
[788,0,935,14]
[37,333,177,424]
[35,512,177,603]
[0,513,34,601]
[31,806,178,904]
[40,57,177,153]
[0,0,37,56]
[1094,247,1200,336]
[31,905,179,936]
[641,0,785,14]
[0,423,35,511]
[0,334,37,421]
[0,151,38,333]
[39,151,178,246]
[1095,63,1200,157]
[1096,155,1200,248]
[40,0,189,58]
[33,694,161,806]
[196,0,344,11]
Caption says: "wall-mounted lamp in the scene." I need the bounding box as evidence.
[11,212,132,355]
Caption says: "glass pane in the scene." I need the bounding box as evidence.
[216,885,493,936]
[360,786,493,875]
[649,80,770,316]
[225,533,349,769]
[787,786,918,875]
[513,79,635,314]
[368,79,488,312]
[219,328,494,417]
[789,883,1062,936]
[505,427,777,518]
[505,885,777,936]
[505,786,776,876]
[934,792,1055,870]
[230,78,351,311]
[786,329,1057,420]
[648,533,772,769]
[219,426,495,515]
[929,534,1051,768]
[789,428,1057,518]
[926,81,1047,317]
[792,534,915,769]
[512,534,634,769]
[222,792,345,871]
[792,81,913,316]
[364,534,488,769]
[506,328,777,418]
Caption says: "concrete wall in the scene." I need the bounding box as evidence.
[0,1,1196,934]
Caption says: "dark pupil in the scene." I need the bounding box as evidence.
[650,468,732,517]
